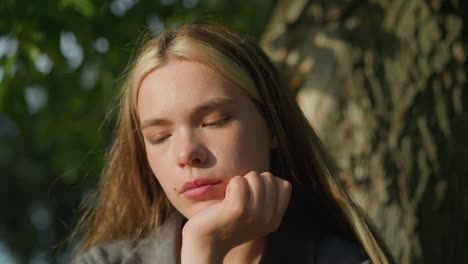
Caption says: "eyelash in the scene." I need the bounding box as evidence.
[151,135,170,145]
[202,116,232,128]
[149,117,232,145]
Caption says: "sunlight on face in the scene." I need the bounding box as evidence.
[137,59,273,218]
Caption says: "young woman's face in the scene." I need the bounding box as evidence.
[137,59,273,218]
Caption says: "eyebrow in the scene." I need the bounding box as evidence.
[140,97,236,130]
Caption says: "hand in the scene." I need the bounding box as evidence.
[180,171,292,264]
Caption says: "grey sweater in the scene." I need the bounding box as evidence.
[77,213,370,264]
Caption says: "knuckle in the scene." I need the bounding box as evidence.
[231,175,243,184]
[246,173,263,189]
[261,171,274,178]
[245,171,259,179]
[282,180,292,191]
[261,172,274,182]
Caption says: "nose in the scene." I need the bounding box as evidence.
[176,133,209,169]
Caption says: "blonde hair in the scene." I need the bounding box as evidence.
[72,23,393,263]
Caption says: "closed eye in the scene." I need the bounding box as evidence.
[150,135,171,145]
[202,117,232,128]
[148,117,232,145]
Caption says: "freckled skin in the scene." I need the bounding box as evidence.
[137,59,273,219]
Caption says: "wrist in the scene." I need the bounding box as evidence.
[181,231,227,264]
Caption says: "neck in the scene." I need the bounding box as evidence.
[223,236,267,264]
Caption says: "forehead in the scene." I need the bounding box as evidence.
[137,59,248,118]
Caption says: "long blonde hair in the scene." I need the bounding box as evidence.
[73,23,393,263]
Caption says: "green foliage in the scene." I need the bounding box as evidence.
[0,0,273,263]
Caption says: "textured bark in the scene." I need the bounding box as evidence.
[261,0,467,263]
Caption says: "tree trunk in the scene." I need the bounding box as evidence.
[260,0,467,263]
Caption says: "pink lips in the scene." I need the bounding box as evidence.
[180,178,221,199]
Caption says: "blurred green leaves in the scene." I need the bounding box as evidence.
[0,0,273,263]
[60,0,96,18]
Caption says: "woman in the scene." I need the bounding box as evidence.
[73,24,393,263]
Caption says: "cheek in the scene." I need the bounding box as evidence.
[145,147,175,192]
[242,135,270,171]
[216,123,271,174]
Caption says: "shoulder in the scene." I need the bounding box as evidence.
[314,232,370,264]
[75,212,183,264]
[75,233,178,264]
[75,240,137,264]
[260,218,370,264]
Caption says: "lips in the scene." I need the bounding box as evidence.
[180,178,221,199]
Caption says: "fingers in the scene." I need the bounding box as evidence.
[224,175,248,216]
[244,171,291,224]
[260,172,278,220]
[244,171,265,216]
[276,178,292,217]
[225,171,292,228]
[182,171,292,258]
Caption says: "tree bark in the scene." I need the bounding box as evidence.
[261,0,468,263]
